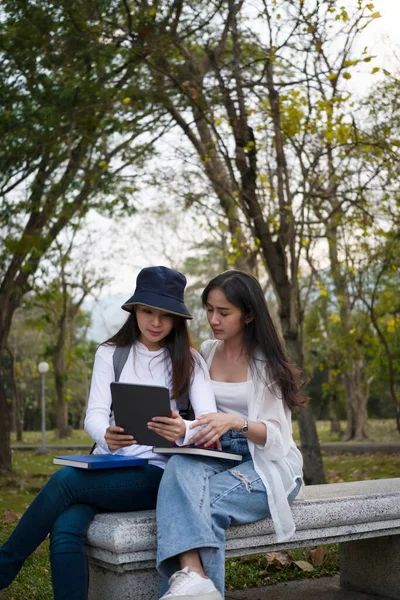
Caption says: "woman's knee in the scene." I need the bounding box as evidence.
[46,466,80,492]
[209,465,269,529]
[50,522,83,554]
[50,505,95,554]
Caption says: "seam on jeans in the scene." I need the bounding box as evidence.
[198,472,208,511]
[193,464,216,511]
[210,473,263,506]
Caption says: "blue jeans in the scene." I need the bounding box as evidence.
[0,463,163,599]
[156,430,302,596]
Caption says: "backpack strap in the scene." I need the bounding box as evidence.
[113,345,131,382]
[175,390,194,421]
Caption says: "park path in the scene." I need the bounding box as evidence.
[226,575,393,600]
[10,442,400,453]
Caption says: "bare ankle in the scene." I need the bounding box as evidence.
[182,564,207,578]
[179,549,206,578]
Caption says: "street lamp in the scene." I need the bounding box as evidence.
[37,361,49,453]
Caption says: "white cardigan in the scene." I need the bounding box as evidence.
[201,340,303,542]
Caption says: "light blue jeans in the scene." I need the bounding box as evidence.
[156,430,302,596]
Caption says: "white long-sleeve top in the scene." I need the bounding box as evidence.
[201,340,303,543]
[84,342,216,469]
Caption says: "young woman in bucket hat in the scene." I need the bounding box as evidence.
[153,270,304,600]
[0,266,217,600]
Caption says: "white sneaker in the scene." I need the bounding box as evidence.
[160,567,223,599]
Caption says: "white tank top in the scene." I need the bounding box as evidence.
[211,380,249,417]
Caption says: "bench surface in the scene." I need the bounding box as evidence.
[85,477,400,568]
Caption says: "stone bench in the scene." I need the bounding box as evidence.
[85,477,400,600]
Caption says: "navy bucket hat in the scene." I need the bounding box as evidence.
[121,266,192,319]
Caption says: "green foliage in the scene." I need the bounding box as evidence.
[0,0,165,307]
[8,301,96,432]
[303,246,400,421]
[0,0,168,469]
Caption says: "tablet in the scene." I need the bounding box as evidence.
[110,382,174,447]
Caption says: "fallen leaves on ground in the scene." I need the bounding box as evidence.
[310,546,325,565]
[265,551,293,568]
[293,559,314,572]
[262,548,323,573]
[1,509,20,523]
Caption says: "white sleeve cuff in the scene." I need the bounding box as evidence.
[257,420,286,458]
[174,419,203,446]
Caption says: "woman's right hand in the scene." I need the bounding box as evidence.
[104,426,137,451]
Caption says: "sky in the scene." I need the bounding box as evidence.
[85,0,400,305]
[370,0,400,62]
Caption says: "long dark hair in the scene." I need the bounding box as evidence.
[103,311,195,399]
[201,270,305,409]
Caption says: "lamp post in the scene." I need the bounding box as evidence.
[38,361,49,453]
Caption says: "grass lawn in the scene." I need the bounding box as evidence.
[1,429,399,598]
[292,418,400,443]
[0,520,52,600]
[10,429,93,446]
[10,419,400,447]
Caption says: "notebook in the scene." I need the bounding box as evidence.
[110,382,174,447]
[152,446,242,461]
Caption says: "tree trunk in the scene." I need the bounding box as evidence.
[7,347,23,442]
[0,286,21,472]
[327,372,342,435]
[53,331,70,438]
[0,350,12,473]
[285,337,326,484]
[344,362,368,441]
[328,397,342,435]
[326,223,368,441]
[54,372,69,438]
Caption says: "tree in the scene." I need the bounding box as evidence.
[7,299,97,435]
[353,234,400,433]
[0,0,166,471]
[115,0,342,482]
[129,0,395,459]
[30,231,106,438]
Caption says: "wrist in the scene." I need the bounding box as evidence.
[233,416,244,432]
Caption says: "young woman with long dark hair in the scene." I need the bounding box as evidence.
[0,266,216,600]
[151,270,304,600]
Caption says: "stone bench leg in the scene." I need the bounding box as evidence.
[340,535,400,600]
[88,559,161,600]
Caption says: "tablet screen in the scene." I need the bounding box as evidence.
[110,382,174,447]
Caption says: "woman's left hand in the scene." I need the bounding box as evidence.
[148,409,186,442]
[189,412,241,447]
